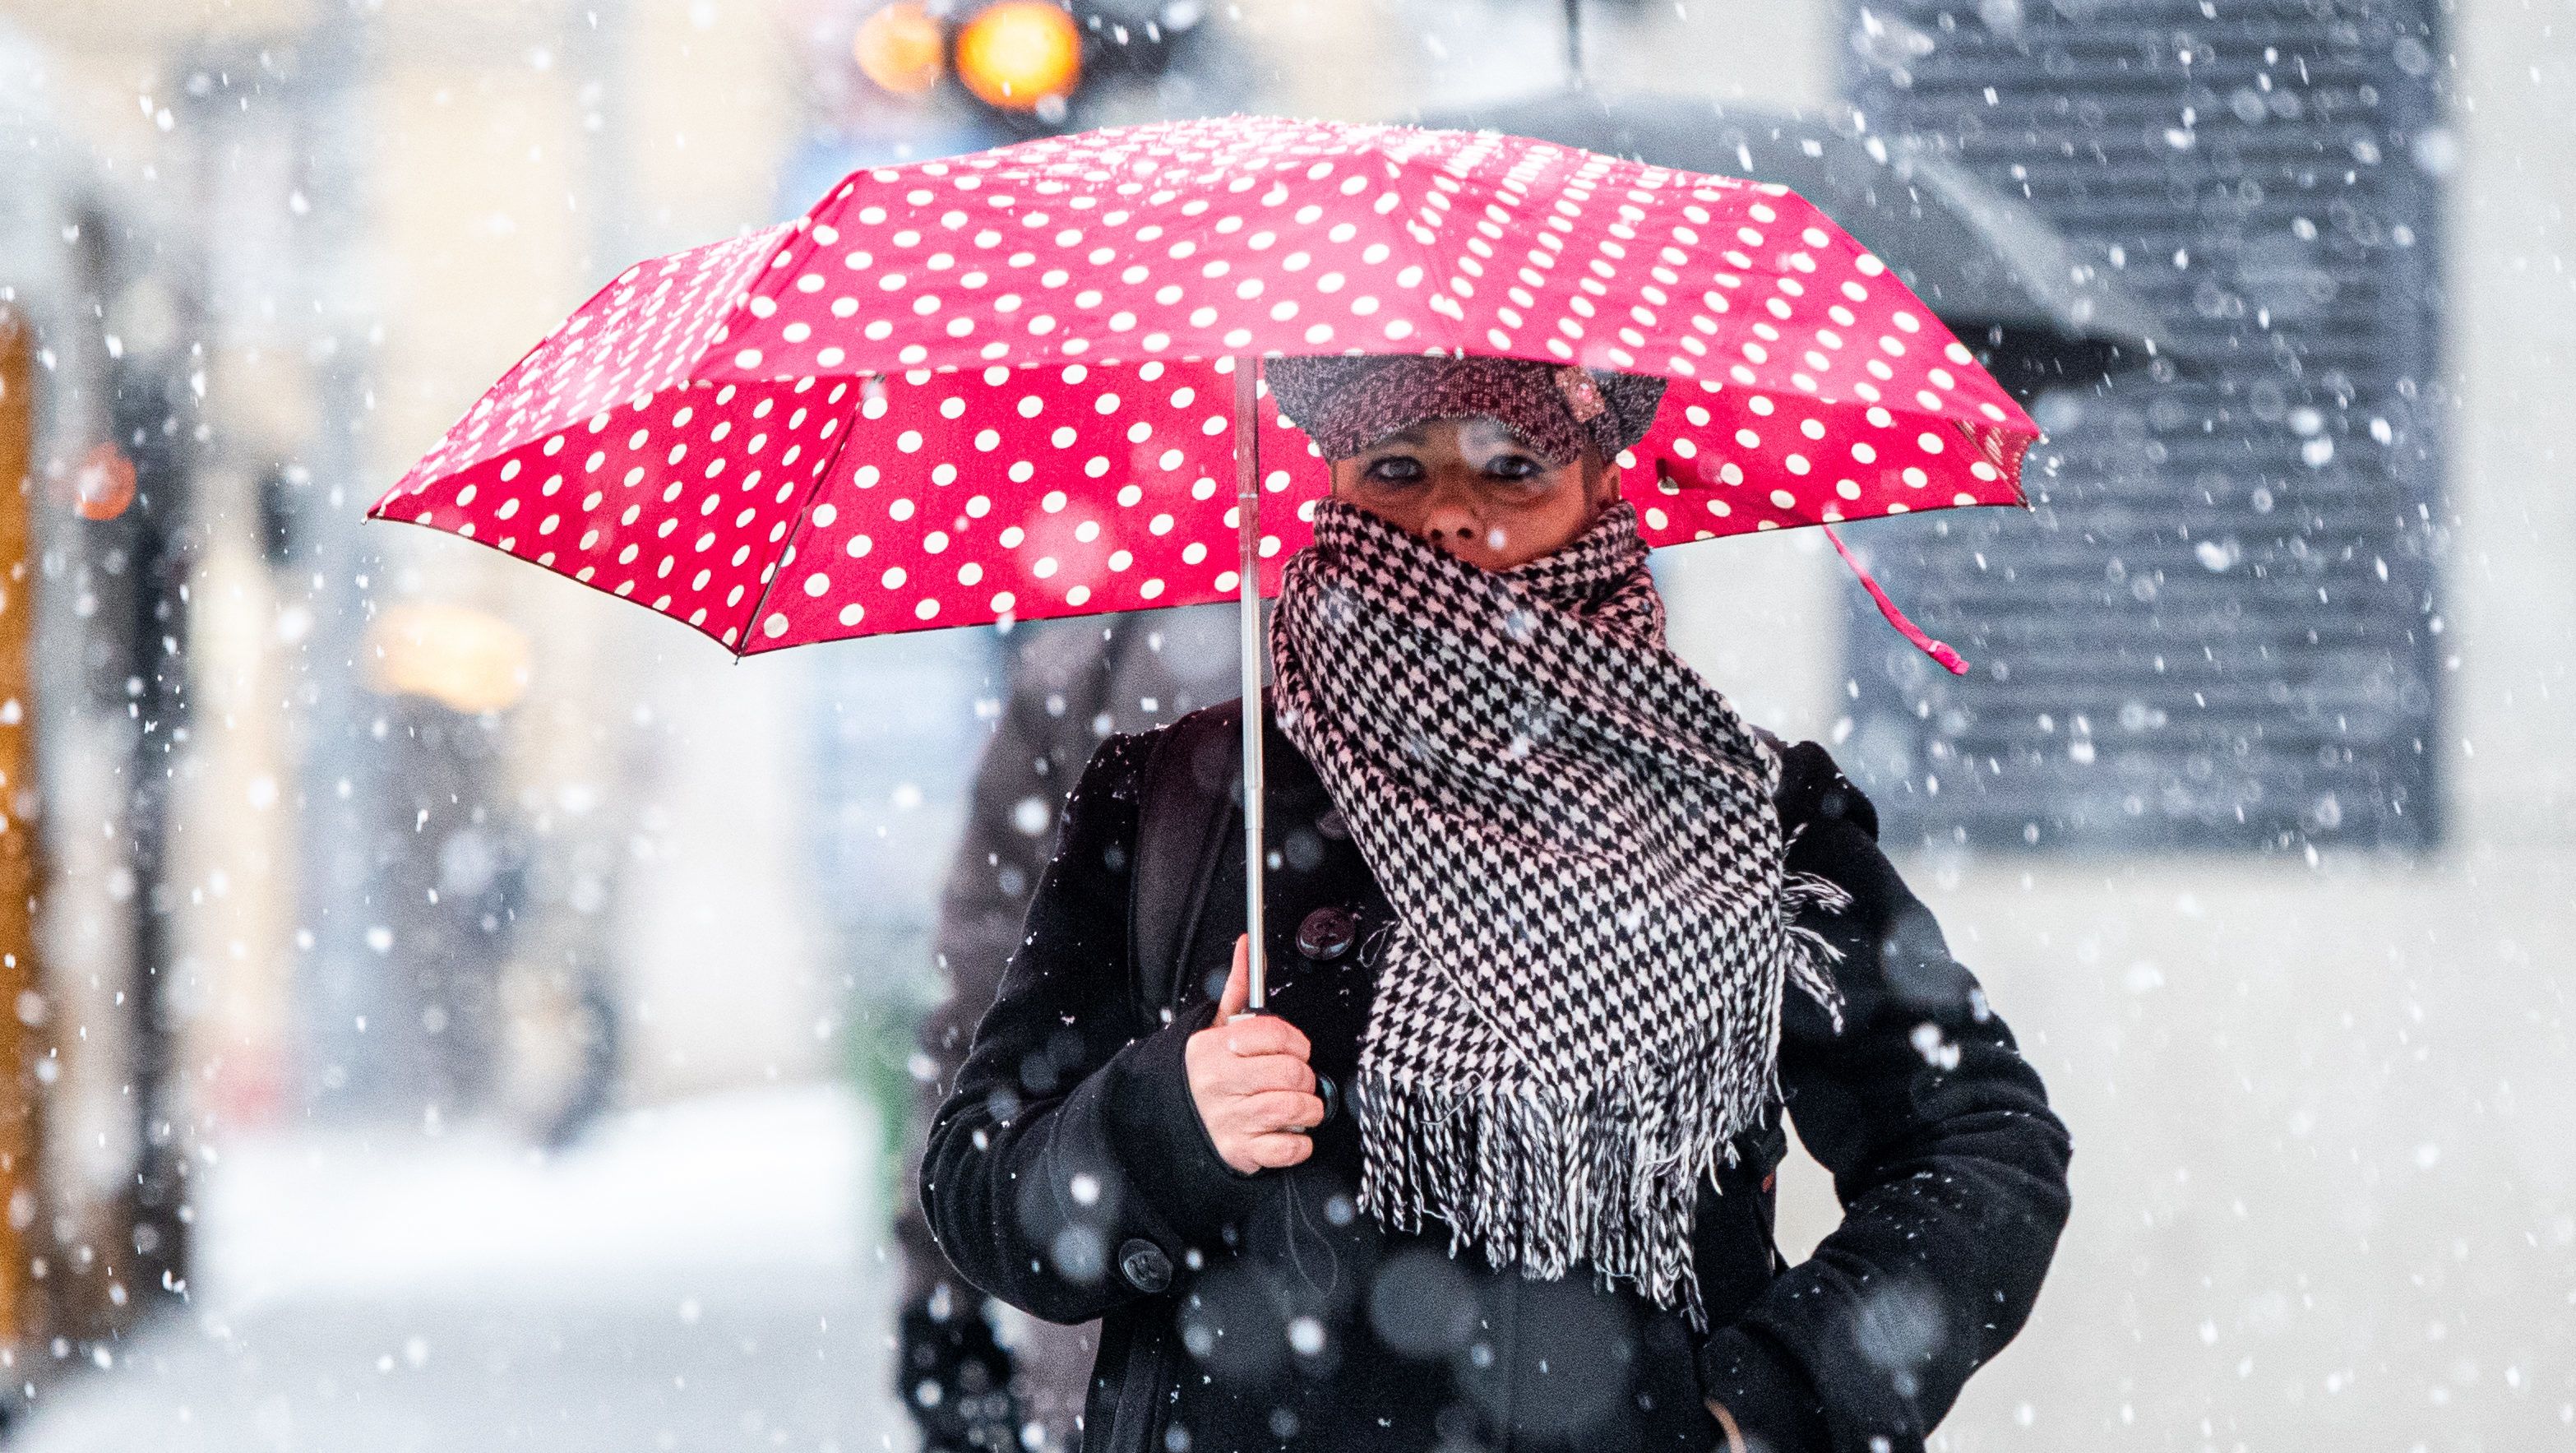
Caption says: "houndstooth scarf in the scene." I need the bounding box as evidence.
[1269,497,1847,1330]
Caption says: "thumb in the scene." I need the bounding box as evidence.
[1215,934,1251,1020]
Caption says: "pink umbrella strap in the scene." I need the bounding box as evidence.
[1822,525,1971,677]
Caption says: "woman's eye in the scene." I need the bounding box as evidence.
[1362,457,1423,484]
[1486,456,1543,481]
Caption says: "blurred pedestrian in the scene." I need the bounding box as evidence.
[896,607,1237,1453]
[922,356,2073,1452]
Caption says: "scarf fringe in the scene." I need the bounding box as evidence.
[1353,1056,1795,1334]
[1778,866,1852,1036]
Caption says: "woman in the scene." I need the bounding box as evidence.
[921,355,2072,1453]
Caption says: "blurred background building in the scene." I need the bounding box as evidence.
[0,0,2564,1450]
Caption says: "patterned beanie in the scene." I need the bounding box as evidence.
[1265,354,1667,467]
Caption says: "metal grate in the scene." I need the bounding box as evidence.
[1838,0,2448,852]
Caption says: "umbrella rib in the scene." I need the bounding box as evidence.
[1367,137,1477,360]
[682,220,813,386]
[733,390,867,659]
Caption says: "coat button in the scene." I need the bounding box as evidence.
[1117,1238,1172,1294]
[1296,905,1356,962]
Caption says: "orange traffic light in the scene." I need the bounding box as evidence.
[853,2,946,97]
[954,2,1082,111]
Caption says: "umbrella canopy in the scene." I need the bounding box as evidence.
[372,116,2034,658]
[1417,93,2172,396]
[374,115,2045,1008]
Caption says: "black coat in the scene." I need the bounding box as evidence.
[922,704,2072,1453]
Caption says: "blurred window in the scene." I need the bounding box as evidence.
[1840,0,2448,852]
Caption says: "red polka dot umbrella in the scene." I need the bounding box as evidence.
[371,115,2038,1002]
[375,114,2031,650]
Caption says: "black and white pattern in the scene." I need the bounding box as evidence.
[1270,498,1847,1330]
[1262,354,1669,469]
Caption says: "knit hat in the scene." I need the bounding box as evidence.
[1265,354,1667,467]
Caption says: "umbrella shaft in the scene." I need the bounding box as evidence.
[1233,357,1270,1011]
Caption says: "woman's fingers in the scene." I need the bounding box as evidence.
[1186,1041,1311,1097]
[1243,1132,1316,1169]
[1214,934,1251,1020]
[1203,1090,1325,1174]
[1220,1012,1312,1062]
[1220,1054,1316,1097]
[1229,1089,1326,1134]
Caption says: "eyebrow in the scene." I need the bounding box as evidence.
[1364,423,1437,449]
[1362,419,1545,453]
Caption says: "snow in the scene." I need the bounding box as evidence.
[199,1084,870,1308]
[11,1085,904,1453]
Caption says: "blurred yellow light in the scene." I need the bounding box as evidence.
[366,602,532,716]
[853,2,947,96]
[955,2,1081,111]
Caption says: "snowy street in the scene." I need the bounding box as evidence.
[12,1087,903,1453]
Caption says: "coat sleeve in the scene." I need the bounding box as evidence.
[1697,743,2074,1453]
[920,729,1274,1326]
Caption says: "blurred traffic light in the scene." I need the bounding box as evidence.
[846,0,1208,129]
[955,2,1083,113]
[853,2,947,97]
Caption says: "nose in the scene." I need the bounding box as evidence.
[1415,476,1485,553]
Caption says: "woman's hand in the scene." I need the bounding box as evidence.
[1185,936,1325,1173]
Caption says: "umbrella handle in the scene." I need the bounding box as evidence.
[1232,355,1270,1011]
